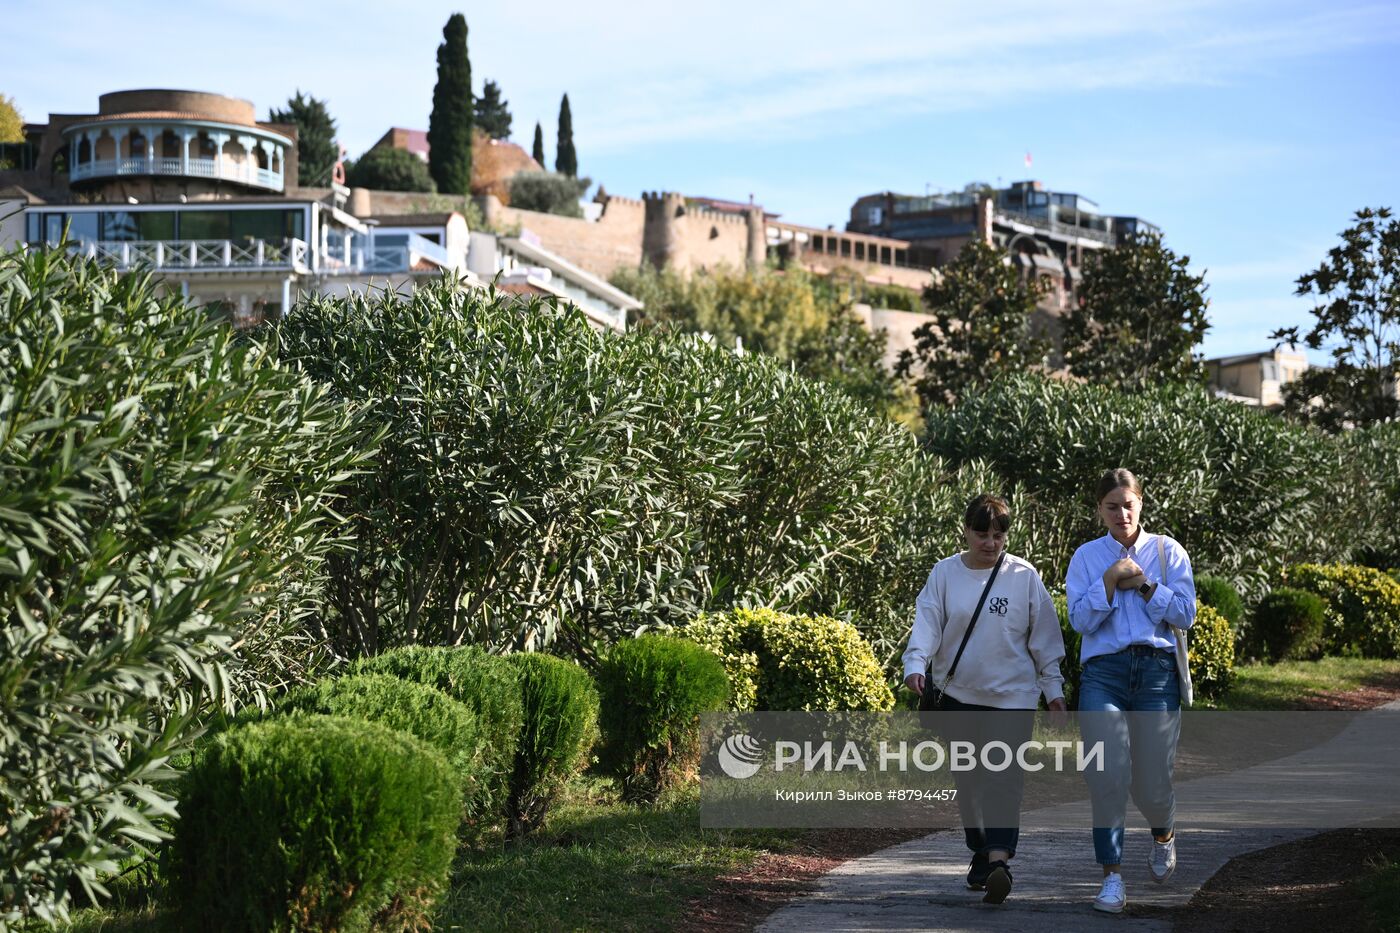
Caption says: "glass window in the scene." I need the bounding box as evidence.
[66,212,99,242]
[138,212,175,241]
[230,210,284,243]
[43,213,63,244]
[102,211,140,241]
[179,211,231,241]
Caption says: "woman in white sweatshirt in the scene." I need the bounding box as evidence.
[902,493,1067,905]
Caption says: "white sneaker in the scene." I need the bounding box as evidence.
[1149,835,1177,883]
[1093,872,1127,913]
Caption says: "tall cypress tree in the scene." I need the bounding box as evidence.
[555,93,577,178]
[268,91,338,187]
[474,80,512,140]
[428,13,473,195]
[531,121,546,167]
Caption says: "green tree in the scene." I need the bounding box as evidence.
[428,13,473,195]
[0,93,23,143]
[1062,231,1211,390]
[509,171,590,217]
[895,239,1049,409]
[475,79,512,139]
[531,121,546,166]
[555,93,577,178]
[268,91,339,187]
[1272,207,1400,429]
[346,146,435,192]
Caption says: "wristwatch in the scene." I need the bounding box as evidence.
[1138,580,1154,597]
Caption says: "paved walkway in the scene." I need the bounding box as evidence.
[759,703,1400,932]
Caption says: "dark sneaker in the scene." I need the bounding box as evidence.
[983,860,1012,905]
[966,852,991,889]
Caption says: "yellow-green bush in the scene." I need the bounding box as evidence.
[683,608,895,711]
[1189,603,1235,702]
[1286,563,1400,658]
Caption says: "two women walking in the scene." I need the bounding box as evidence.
[902,468,1197,912]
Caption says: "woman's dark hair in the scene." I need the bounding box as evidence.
[1095,468,1143,504]
[964,493,1011,533]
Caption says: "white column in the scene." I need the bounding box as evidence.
[179,130,195,176]
[236,135,255,184]
[281,277,292,315]
[114,127,130,172]
[211,133,230,182]
[142,125,158,174]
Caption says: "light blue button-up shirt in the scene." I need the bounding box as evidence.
[1066,531,1197,663]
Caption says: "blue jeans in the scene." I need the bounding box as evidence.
[1078,647,1181,866]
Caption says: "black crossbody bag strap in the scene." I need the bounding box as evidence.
[935,550,1006,695]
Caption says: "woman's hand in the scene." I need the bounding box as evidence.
[904,673,925,696]
[1120,572,1148,591]
[1047,697,1069,730]
[1102,558,1142,600]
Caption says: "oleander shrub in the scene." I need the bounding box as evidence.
[1052,593,1083,709]
[1345,422,1400,571]
[924,373,1351,595]
[1189,603,1235,702]
[171,716,459,932]
[1285,564,1400,658]
[596,634,730,803]
[1196,575,1245,629]
[0,248,372,925]
[272,674,488,815]
[1249,588,1328,662]
[682,608,895,711]
[502,653,600,837]
[350,645,523,823]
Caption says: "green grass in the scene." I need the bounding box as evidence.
[1360,858,1400,933]
[433,775,798,931]
[1210,657,1400,710]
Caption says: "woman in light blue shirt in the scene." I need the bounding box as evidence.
[1066,468,1196,915]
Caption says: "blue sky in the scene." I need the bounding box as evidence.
[6,0,1398,359]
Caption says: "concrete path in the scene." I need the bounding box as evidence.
[759,703,1400,932]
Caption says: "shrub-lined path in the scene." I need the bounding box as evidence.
[757,700,1400,932]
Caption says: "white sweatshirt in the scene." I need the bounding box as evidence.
[901,552,1066,709]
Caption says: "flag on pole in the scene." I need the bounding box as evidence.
[1024,151,1033,169]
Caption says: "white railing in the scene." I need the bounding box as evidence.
[73,238,310,272]
[69,155,283,191]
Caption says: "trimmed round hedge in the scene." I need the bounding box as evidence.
[273,673,488,813]
[596,634,730,803]
[1195,575,1245,629]
[1285,563,1400,658]
[503,653,600,837]
[1189,603,1235,703]
[171,716,459,932]
[1249,587,1327,662]
[682,608,895,711]
[350,645,523,823]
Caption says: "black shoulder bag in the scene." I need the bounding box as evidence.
[918,551,1006,712]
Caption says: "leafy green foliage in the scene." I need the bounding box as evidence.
[682,608,895,711]
[502,654,599,837]
[1195,575,1245,629]
[531,121,546,165]
[924,373,1350,594]
[345,146,435,192]
[0,247,371,925]
[349,646,522,825]
[1249,587,1328,662]
[428,13,473,195]
[171,717,458,932]
[1345,421,1400,570]
[508,170,589,217]
[896,239,1050,409]
[1272,207,1400,429]
[1063,232,1210,390]
[555,93,577,178]
[609,263,908,421]
[271,674,487,812]
[1051,592,1082,709]
[1190,603,1235,701]
[1286,563,1400,658]
[475,79,512,139]
[0,93,22,143]
[268,91,339,188]
[596,635,730,803]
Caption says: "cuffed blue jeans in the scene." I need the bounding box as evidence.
[1077,647,1181,866]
